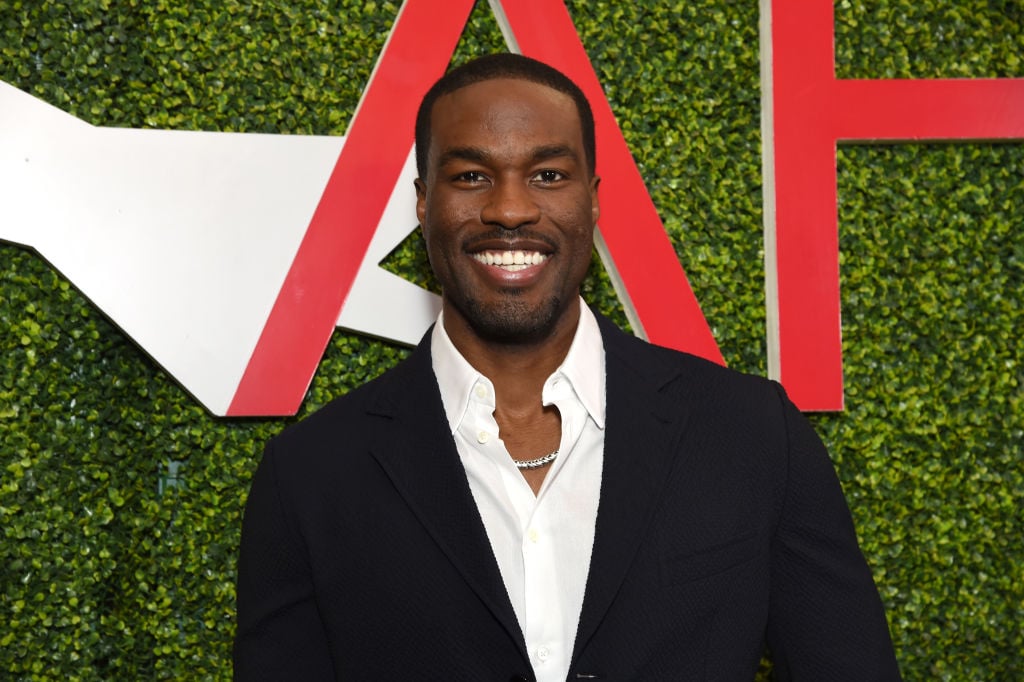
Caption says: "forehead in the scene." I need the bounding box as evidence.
[428,78,583,156]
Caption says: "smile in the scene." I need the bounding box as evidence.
[471,250,549,271]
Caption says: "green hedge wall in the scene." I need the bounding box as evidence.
[1,1,1021,679]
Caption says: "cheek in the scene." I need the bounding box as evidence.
[549,201,597,245]
[426,196,476,236]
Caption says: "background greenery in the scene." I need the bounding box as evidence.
[1,1,1020,679]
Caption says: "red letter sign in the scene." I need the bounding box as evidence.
[764,0,1024,410]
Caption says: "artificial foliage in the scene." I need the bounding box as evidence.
[1,1,1021,679]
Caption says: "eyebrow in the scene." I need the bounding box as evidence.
[437,146,490,168]
[531,144,579,164]
[436,144,581,168]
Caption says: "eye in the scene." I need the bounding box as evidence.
[454,170,489,185]
[532,169,567,184]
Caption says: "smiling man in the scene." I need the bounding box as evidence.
[235,54,901,681]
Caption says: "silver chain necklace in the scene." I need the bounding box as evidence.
[513,450,558,470]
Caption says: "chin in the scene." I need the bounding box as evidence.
[462,294,568,345]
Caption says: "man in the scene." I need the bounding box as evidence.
[235,54,901,681]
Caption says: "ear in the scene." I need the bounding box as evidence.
[414,178,427,228]
[589,175,601,225]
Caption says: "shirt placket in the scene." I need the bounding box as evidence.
[522,503,564,675]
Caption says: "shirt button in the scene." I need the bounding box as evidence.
[537,646,550,662]
[475,384,488,399]
[477,430,490,444]
[527,528,539,543]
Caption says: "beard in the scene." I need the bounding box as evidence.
[450,288,567,346]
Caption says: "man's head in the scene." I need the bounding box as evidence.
[414,54,600,348]
[415,53,596,180]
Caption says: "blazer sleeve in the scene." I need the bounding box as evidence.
[234,441,335,681]
[765,384,902,681]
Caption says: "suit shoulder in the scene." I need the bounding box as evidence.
[269,353,421,453]
[601,317,781,401]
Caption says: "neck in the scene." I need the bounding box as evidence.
[443,299,581,411]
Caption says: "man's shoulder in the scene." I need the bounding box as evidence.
[272,346,432,450]
[597,313,776,390]
[595,313,793,431]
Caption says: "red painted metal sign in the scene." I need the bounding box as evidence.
[764,0,1024,410]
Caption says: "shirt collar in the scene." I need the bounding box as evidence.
[431,299,606,434]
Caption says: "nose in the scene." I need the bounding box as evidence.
[480,179,541,230]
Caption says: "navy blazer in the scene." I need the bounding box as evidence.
[234,315,901,681]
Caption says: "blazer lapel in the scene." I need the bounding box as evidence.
[365,332,527,658]
[572,317,694,663]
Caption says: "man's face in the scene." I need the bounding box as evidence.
[415,77,600,345]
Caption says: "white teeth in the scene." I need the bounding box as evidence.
[473,250,548,269]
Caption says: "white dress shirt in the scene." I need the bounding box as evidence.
[431,301,606,682]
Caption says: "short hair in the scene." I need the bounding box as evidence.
[414,53,596,179]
